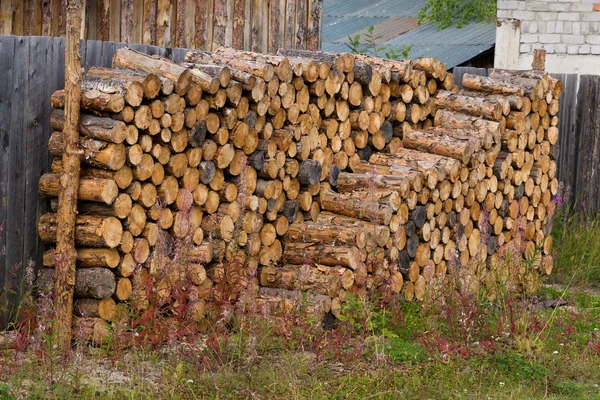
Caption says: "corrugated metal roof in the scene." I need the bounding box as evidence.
[322,0,496,69]
[323,16,388,43]
[324,0,425,19]
[330,17,420,44]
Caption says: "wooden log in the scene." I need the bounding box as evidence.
[78,75,143,108]
[39,173,118,205]
[48,131,126,171]
[180,62,231,87]
[52,161,133,191]
[488,70,545,100]
[402,129,478,165]
[37,267,116,299]
[320,188,393,225]
[53,1,84,350]
[43,247,120,269]
[72,317,112,344]
[74,298,117,321]
[51,108,128,145]
[38,213,123,248]
[86,66,162,99]
[461,73,524,96]
[51,88,125,113]
[336,172,411,198]
[288,221,367,249]
[350,161,424,191]
[112,48,192,95]
[297,159,322,185]
[114,277,133,301]
[371,150,461,183]
[260,265,341,298]
[255,287,331,317]
[186,51,258,89]
[282,242,364,270]
[317,211,390,247]
[434,109,501,138]
[435,90,503,121]
[211,53,275,81]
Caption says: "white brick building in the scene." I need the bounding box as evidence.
[495,0,600,74]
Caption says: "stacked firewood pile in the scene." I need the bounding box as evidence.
[36,47,561,339]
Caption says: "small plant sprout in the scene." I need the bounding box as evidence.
[346,26,412,60]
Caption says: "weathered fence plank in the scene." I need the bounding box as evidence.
[84,40,104,70]
[0,36,16,323]
[1,0,319,53]
[102,40,116,67]
[578,76,599,215]
[4,36,28,327]
[22,36,54,309]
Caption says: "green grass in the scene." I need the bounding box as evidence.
[1,287,599,400]
[551,207,600,287]
[1,206,599,399]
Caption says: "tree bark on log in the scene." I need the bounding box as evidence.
[0,331,17,350]
[48,131,127,171]
[81,75,143,107]
[54,0,83,351]
[434,109,501,138]
[74,298,117,320]
[435,90,503,121]
[402,129,478,165]
[72,317,112,344]
[39,213,123,248]
[75,194,133,219]
[282,242,364,270]
[39,173,118,205]
[461,73,524,96]
[287,221,367,249]
[336,172,411,198]
[260,265,342,298]
[112,47,192,95]
[51,89,125,113]
[86,66,162,99]
[255,287,331,317]
[50,109,127,144]
[51,159,133,190]
[320,187,394,225]
[317,211,390,247]
[43,248,120,268]
[38,267,116,299]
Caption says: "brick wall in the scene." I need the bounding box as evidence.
[496,0,600,73]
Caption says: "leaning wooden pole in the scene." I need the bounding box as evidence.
[54,0,83,351]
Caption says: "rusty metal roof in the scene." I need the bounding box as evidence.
[322,0,496,69]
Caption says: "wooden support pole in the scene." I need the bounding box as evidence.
[54,0,83,351]
[532,49,546,71]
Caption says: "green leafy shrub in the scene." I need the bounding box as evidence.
[418,0,497,30]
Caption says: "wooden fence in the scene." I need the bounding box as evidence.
[0,35,193,329]
[0,0,321,53]
[454,67,600,218]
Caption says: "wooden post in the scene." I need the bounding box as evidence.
[532,49,546,71]
[54,0,83,351]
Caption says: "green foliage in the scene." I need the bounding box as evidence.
[0,383,15,400]
[346,26,412,60]
[551,206,600,286]
[487,351,551,382]
[384,337,427,363]
[2,287,600,399]
[418,0,497,30]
